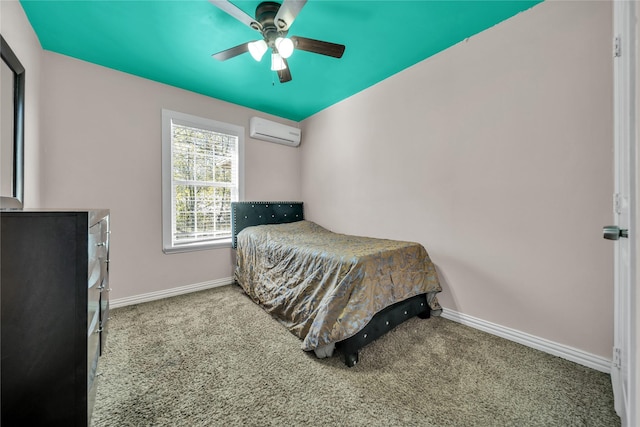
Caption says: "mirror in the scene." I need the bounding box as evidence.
[1,35,25,209]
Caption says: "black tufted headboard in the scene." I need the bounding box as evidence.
[231,201,304,249]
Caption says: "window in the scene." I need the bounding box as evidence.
[162,109,244,253]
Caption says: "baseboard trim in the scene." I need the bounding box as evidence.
[110,277,233,309]
[111,284,612,373]
[441,308,612,374]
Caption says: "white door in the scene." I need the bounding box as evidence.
[609,2,636,426]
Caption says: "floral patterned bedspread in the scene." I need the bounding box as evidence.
[234,220,441,351]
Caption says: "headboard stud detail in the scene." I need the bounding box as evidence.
[231,201,304,249]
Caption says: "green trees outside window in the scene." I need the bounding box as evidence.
[171,124,238,244]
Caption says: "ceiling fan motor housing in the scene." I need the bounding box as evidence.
[255,2,287,47]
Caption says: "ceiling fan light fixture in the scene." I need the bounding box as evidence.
[275,37,294,59]
[210,0,346,83]
[271,52,287,71]
[248,39,268,61]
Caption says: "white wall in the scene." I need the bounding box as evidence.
[39,52,301,301]
[301,1,614,358]
[0,0,42,207]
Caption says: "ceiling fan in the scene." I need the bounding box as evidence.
[209,0,346,83]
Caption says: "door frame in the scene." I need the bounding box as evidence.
[612,2,637,426]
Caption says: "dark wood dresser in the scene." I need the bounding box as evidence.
[0,210,110,426]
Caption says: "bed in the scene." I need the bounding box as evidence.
[231,201,441,367]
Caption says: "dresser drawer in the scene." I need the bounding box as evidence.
[88,290,100,333]
[87,260,102,333]
[87,320,100,425]
[87,370,99,425]
[99,292,109,355]
[87,310,100,386]
[88,223,107,288]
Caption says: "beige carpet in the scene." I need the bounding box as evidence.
[92,285,619,426]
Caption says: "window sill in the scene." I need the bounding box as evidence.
[163,238,232,254]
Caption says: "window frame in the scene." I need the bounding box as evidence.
[162,109,244,253]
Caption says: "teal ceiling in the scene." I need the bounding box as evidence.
[20,0,541,121]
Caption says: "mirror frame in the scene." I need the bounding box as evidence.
[1,34,25,209]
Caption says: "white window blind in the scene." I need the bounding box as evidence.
[162,110,244,253]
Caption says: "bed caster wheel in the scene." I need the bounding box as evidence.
[345,352,359,367]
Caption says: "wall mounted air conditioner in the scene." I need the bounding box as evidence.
[249,117,301,147]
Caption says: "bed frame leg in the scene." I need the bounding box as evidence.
[417,309,431,319]
[344,351,359,367]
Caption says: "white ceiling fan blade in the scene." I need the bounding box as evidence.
[274,0,307,32]
[208,0,262,31]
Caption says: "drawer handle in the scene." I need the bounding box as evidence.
[97,242,106,247]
